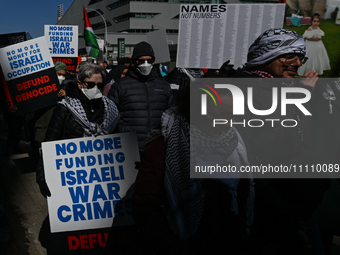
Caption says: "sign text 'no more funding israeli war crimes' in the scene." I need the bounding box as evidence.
[48,26,75,55]
[53,136,128,223]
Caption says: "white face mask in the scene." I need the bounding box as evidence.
[81,86,102,100]
[58,76,65,85]
[137,61,153,76]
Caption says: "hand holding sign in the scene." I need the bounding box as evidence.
[42,133,140,233]
[38,180,51,198]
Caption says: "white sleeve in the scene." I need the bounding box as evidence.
[302,29,314,39]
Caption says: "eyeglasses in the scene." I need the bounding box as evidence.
[278,55,308,66]
[136,58,154,65]
[82,81,105,89]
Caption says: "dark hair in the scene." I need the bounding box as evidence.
[312,12,321,20]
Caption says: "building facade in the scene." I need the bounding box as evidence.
[56,0,278,64]
[56,0,229,64]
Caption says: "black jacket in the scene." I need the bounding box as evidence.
[108,67,173,156]
[36,81,108,183]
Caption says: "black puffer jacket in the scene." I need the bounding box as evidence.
[36,81,110,182]
[108,67,173,156]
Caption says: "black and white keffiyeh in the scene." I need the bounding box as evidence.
[245,28,306,68]
[180,68,204,82]
[161,107,254,240]
[161,107,205,240]
[59,96,119,136]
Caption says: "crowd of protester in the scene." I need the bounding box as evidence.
[1,28,340,255]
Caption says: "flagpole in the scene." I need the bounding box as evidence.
[86,7,107,58]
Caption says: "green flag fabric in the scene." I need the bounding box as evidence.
[83,7,100,58]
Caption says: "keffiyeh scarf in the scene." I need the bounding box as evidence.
[161,107,205,241]
[161,107,255,240]
[250,70,274,79]
[245,28,306,68]
[191,125,254,226]
[59,96,119,137]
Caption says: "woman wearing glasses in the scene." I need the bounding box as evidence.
[36,63,120,198]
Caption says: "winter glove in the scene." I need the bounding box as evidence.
[38,181,51,198]
[219,60,236,77]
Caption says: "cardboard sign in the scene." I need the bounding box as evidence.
[42,132,140,233]
[45,25,79,73]
[52,57,79,73]
[0,36,59,115]
[176,4,285,69]
[147,28,171,64]
[51,227,111,254]
[45,25,78,58]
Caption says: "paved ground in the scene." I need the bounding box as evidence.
[0,114,48,255]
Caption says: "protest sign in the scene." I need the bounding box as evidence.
[147,28,171,64]
[52,57,79,73]
[176,4,285,69]
[0,36,59,115]
[45,25,78,58]
[0,32,33,108]
[0,32,31,48]
[42,132,140,254]
[42,132,140,233]
[51,227,111,254]
[45,25,79,73]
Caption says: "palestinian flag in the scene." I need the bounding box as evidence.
[83,7,100,58]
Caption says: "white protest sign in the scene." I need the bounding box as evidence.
[147,28,171,64]
[42,133,140,233]
[177,4,286,69]
[44,25,78,57]
[0,36,54,81]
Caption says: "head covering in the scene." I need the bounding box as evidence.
[113,65,128,81]
[54,61,67,72]
[132,41,155,64]
[245,28,306,68]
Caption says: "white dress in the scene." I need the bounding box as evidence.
[297,27,331,76]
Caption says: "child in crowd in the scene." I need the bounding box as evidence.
[298,12,331,76]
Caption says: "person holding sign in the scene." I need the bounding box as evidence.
[36,63,120,197]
